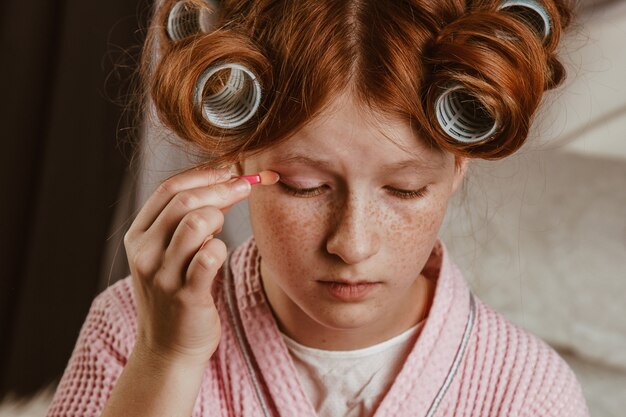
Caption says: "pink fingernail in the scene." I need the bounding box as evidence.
[236,174,261,186]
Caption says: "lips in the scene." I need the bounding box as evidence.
[319,277,380,285]
[321,280,375,285]
[318,278,381,301]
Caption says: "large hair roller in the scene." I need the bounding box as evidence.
[497,0,551,42]
[194,62,262,129]
[166,0,219,42]
[435,85,498,144]
[432,1,551,147]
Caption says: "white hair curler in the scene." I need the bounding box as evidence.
[435,85,498,143]
[497,0,551,42]
[166,0,219,42]
[195,63,262,129]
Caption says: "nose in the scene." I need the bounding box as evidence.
[325,194,380,265]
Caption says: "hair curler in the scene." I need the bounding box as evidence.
[194,63,262,129]
[435,85,498,143]
[166,0,219,42]
[497,0,551,42]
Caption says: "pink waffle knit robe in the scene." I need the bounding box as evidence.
[46,237,590,417]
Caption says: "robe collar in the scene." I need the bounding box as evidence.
[227,237,473,417]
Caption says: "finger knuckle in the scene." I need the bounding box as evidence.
[172,290,192,307]
[123,229,136,248]
[207,168,231,183]
[156,178,179,197]
[214,183,232,201]
[196,251,220,271]
[175,192,200,210]
[132,250,155,277]
[182,213,207,232]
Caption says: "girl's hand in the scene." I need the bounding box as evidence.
[123,168,269,367]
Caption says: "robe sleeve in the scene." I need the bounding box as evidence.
[521,349,590,417]
[45,278,137,417]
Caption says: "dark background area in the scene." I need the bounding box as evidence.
[0,0,147,397]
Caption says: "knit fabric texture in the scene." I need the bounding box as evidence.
[46,237,590,417]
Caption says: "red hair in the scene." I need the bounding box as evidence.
[142,0,574,166]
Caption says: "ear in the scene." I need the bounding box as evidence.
[451,156,469,194]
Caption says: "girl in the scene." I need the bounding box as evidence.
[47,0,590,416]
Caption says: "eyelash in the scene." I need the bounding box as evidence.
[278,182,428,200]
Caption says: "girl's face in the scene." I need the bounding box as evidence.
[241,94,467,349]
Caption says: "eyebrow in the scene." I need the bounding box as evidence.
[270,153,443,172]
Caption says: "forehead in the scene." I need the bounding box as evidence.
[251,94,450,173]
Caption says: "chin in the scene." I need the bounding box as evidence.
[310,302,379,330]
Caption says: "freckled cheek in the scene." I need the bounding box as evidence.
[248,190,332,274]
[381,196,449,274]
[390,199,446,237]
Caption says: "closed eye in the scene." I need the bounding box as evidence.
[384,185,429,199]
[278,181,326,198]
[279,181,429,200]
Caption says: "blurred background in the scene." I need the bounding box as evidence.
[1,0,625,416]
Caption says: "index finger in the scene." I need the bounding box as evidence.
[131,167,232,233]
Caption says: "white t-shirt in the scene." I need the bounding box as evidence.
[281,322,424,417]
